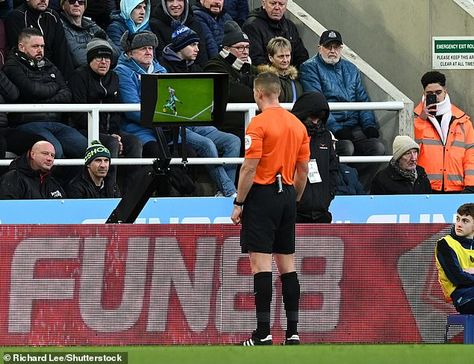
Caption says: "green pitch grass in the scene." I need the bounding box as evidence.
[1,345,473,364]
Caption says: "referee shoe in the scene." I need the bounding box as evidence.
[241,332,273,346]
[283,334,300,345]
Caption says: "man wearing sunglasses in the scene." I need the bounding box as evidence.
[5,0,74,79]
[300,29,385,192]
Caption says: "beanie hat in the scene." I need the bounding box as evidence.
[222,20,249,47]
[120,30,158,53]
[392,135,419,161]
[170,21,200,52]
[60,0,88,6]
[86,30,113,64]
[84,140,111,165]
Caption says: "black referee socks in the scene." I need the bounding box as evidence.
[281,271,300,337]
[254,271,272,338]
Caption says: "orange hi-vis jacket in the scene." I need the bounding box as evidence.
[414,102,474,192]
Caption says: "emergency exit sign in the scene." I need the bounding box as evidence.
[432,36,474,69]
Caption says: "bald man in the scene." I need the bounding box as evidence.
[0,141,66,199]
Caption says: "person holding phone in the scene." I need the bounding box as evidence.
[414,71,474,193]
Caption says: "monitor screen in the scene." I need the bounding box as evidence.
[141,72,229,127]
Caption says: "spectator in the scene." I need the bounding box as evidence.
[68,32,142,193]
[83,0,118,30]
[160,23,240,197]
[6,0,74,78]
[291,91,338,223]
[150,0,209,66]
[60,0,119,69]
[435,203,474,314]
[3,28,87,158]
[335,162,366,195]
[370,135,431,195]
[414,71,474,193]
[258,36,303,103]
[191,0,232,58]
[242,0,308,68]
[0,69,44,158]
[300,29,385,191]
[66,140,120,198]
[107,0,151,52]
[204,20,257,139]
[0,140,65,199]
[223,0,248,26]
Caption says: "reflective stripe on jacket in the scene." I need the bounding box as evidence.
[414,102,474,192]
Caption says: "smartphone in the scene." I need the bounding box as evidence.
[426,94,437,115]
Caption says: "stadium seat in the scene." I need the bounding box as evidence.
[444,314,474,344]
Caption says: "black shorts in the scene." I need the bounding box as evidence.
[240,183,296,254]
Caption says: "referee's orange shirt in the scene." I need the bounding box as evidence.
[244,106,310,185]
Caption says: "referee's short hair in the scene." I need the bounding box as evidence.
[254,71,281,97]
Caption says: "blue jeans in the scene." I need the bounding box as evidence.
[17,122,88,158]
[185,126,241,196]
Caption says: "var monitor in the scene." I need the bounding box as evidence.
[141,72,229,127]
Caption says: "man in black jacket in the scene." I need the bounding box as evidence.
[6,0,74,79]
[66,140,120,198]
[0,140,65,199]
[291,91,338,223]
[242,0,308,68]
[3,27,87,159]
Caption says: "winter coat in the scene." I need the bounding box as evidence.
[3,50,72,126]
[191,2,232,58]
[257,64,303,103]
[106,0,152,52]
[370,164,432,195]
[114,52,167,143]
[0,70,19,128]
[0,153,65,199]
[66,168,120,198]
[5,4,74,79]
[68,65,122,134]
[150,0,209,66]
[223,0,249,26]
[414,102,474,192]
[335,163,366,195]
[159,45,203,73]
[60,12,119,69]
[299,53,377,134]
[242,7,308,68]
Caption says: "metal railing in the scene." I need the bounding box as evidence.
[0,101,403,166]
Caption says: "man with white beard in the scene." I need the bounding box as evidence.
[299,29,385,192]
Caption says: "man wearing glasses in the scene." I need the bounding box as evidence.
[5,0,74,79]
[60,0,119,69]
[300,29,385,192]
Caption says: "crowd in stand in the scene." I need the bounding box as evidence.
[0,0,472,209]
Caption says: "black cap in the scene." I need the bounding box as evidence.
[319,30,343,46]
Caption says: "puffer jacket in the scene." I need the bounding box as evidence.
[60,12,119,68]
[107,0,152,51]
[414,102,474,192]
[3,50,71,125]
[191,2,232,58]
[299,53,377,134]
[0,153,65,199]
[291,92,338,222]
[242,6,308,68]
[5,3,74,78]
[150,0,209,66]
[66,168,120,198]
[0,69,19,127]
[257,64,303,103]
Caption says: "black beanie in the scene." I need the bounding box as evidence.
[120,30,158,52]
[170,21,199,51]
[222,20,249,47]
[84,140,111,165]
[86,30,113,63]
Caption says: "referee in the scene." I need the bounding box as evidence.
[231,72,310,345]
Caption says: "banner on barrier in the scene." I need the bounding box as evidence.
[0,224,458,345]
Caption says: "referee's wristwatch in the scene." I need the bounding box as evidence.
[233,198,244,207]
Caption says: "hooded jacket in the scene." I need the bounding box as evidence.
[242,6,308,68]
[159,44,203,73]
[292,92,338,222]
[107,0,151,51]
[257,64,303,103]
[299,53,377,134]
[5,2,74,78]
[150,0,209,66]
[66,167,120,198]
[0,152,65,199]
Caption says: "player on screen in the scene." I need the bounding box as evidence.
[163,86,182,115]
